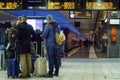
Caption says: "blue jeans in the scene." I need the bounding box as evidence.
[46,45,59,75]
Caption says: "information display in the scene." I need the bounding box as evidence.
[0,1,22,9]
[0,0,46,9]
[109,19,120,25]
[48,2,81,10]
[69,11,92,19]
[0,0,119,10]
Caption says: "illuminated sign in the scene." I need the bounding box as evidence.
[0,1,22,9]
[48,1,120,10]
[48,2,81,10]
[0,0,46,10]
[86,2,119,10]
[0,0,119,10]
[109,19,120,25]
[69,11,92,19]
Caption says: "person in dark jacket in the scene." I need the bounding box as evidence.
[35,29,43,55]
[14,15,35,78]
[41,14,60,78]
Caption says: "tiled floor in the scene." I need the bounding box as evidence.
[1,58,120,80]
[0,47,120,80]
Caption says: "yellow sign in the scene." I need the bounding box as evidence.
[86,2,117,10]
[0,2,22,9]
[48,2,61,9]
[64,2,75,9]
[70,11,92,19]
[48,2,75,10]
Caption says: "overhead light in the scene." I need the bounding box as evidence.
[28,6,33,9]
[97,3,102,6]
[104,18,108,23]
[97,0,102,6]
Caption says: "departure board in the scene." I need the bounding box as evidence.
[48,2,82,10]
[69,11,92,19]
[48,0,120,10]
[0,0,119,10]
[0,0,46,9]
[0,1,22,9]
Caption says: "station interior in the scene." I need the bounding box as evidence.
[0,0,120,80]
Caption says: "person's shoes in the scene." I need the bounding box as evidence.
[27,74,31,78]
[45,74,53,78]
[53,73,59,77]
[18,75,27,78]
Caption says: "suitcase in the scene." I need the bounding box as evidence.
[7,58,19,78]
[31,42,39,73]
[7,42,19,78]
[31,54,39,73]
[34,57,47,77]
[31,42,38,55]
[33,43,47,77]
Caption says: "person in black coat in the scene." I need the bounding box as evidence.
[14,15,35,78]
[35,29,43,56]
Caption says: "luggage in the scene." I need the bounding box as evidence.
[31,42,38,55]
[31,54,39,73]
[31,42,39,73]
[33,57,47,76]
[7,42,19,78]
[33,43,47,76]
[7,59,19,78]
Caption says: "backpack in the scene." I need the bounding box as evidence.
[55,31,66,45]
[51,22,66,45]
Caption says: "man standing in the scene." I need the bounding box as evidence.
[41,14,60,78]
[14,15,35,78]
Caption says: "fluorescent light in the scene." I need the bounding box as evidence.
[104,18,108,23]
[97,2,102,6]
[97,0,102,6]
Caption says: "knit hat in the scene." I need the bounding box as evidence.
[46,14,53,21]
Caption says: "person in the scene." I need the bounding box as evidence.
[5,18,22,59]
[4,28,10,48]
[14,15,35,78]
[8,18,21,48]
[41,14,60,78]
[35,29,43,56]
